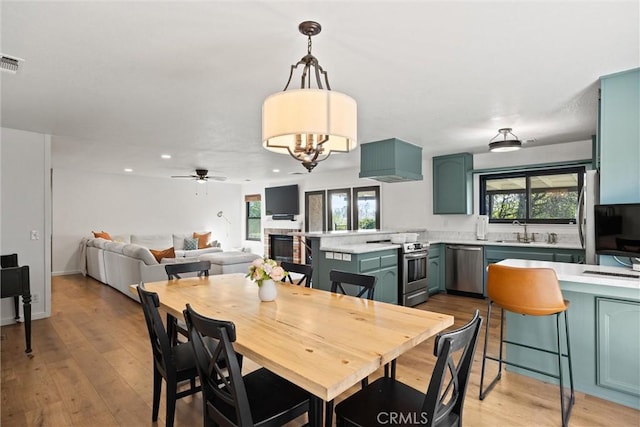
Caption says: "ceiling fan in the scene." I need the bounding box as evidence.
[171,169,227,183]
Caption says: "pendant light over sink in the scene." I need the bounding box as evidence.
[262,21,357,172]
[489,128,522,152]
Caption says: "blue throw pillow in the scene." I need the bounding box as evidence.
[183,237,198,251]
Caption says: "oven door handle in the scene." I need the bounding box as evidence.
[404,253,428,260]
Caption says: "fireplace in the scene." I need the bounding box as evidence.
[270,234,294,263]
[263,226,302,264]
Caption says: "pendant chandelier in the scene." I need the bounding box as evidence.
[488,128,522,152]
[262,21,357,172]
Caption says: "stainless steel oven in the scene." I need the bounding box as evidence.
[399,242,429,306]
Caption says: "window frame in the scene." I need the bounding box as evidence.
[245,194,261,241]
[479,166,585,224]
[327,188,352,231]
[352,186,380,230]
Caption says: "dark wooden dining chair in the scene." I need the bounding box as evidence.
[334,310,482,427]
[326,270,378,426]
[183,303,311,427]
[280,261,313,287]
[165,260,211,279]
[137,285,201,427]
[164,260,212,345]
[329,270,376,299]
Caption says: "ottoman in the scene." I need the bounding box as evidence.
[199,252,261,275]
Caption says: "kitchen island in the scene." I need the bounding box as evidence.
[496,259,640,409]
[294,230,427,304]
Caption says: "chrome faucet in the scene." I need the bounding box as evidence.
[512,220,533,243]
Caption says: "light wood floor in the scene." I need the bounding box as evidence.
[2,274,639,426]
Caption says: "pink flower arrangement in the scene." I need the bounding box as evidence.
[246,257,288,286]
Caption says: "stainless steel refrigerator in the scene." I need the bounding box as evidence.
[578,169,600,265]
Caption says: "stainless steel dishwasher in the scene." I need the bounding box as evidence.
[445,245,485,297]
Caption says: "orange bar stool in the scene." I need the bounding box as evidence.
[479,264,575,426]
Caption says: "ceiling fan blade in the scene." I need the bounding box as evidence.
[207,176,228,182]
[171,175,198,178]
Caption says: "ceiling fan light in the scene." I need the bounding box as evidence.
[488,128,522,153]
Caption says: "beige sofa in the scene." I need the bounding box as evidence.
[85,233,223,300]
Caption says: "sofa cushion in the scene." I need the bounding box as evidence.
[200,251,260,265]
[150,247,176,262]
[175,247,223,258]
[93,231,112,240]
[123,244,158,265]
[172,233,191,250]
[131,234,173,250]
[183,237,199,251]
[90,238,110,249]
[193,231,212,249]
[104,241,127,254]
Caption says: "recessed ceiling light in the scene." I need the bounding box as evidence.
[124,168,133,172]
[272,169,280,173]
[161,154,172,159]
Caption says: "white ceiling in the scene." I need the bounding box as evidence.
[1,1,638,183]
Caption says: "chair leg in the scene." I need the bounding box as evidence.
[325,399,334,427]
[166,383,177,427]
[152,370,162,421]
[557,312,575,427]
[479,302,504,400]
[564,310,575,404]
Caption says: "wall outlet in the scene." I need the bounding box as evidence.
[32,293,39,303]
[30,230,39,240]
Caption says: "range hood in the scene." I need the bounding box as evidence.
[359,138,423,183]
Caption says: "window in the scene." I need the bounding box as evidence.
[245,194,261,241]
[353,186,380,230]
[328,188,351,231]
[480,167,584,224]
[305,190,326,232]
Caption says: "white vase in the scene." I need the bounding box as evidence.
[258,279,278,302]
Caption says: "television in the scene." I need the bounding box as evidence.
[594,203,640,258]
[265,184,299,216]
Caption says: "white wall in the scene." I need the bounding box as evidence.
[239,139,592,252]
[52,169,243,274]
[1,128,52,325]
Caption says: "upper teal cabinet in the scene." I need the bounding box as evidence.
[599,68,640,204]
[359,138,423,183]
[432,153,473,214]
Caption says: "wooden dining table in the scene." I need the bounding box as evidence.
[131,273,454,426]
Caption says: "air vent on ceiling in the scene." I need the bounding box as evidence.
[1,54,24,74]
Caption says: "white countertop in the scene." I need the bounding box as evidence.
[320,242,401,254]
[428,238,583,250]
[292,229,426,237]
[319,238,582,254]
[498,259,640,290]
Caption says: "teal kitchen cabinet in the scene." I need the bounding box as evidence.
[427,244,444,294]
[596,297,640,397]
[506,288,640,409]
[485,246,585,265]
[316,249,398,304]
[432,153,473,214]
[599,68,640,204]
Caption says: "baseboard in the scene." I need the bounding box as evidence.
[52,270,82,276]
